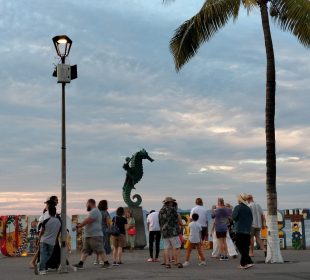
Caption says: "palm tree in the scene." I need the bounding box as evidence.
[165,0,310,263]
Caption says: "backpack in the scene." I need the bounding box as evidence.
[109,217,120,236]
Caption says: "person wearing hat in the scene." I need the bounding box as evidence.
[29,196,59,269]
[159,197,183,269]
[41,196,59,221]
[232,193,254,269]
[35,205,61,275]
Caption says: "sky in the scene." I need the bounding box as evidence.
[0,0,309,215]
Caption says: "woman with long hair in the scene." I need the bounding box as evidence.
[94,200,111,265]
[125,210,136,252]
[111,207,127,266]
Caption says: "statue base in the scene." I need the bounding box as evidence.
[125,206,146,249]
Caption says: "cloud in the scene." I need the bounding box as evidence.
[199,165,235,173]
[0,0,310,214]
[207,127,237,134]
[240,156,301,165]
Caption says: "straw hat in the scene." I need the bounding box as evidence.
[162,197,176,204]
[237,193,249,205]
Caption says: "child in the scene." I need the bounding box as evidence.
[183,213,206,267]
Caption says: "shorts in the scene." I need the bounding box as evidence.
[251,227,261,239]
[216,231,227,239]
[201,227,208,241]
[111,234,126,248]
[82,236,104,255]
[163,236,181,249]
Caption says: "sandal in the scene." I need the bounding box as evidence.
[165,264,171,269]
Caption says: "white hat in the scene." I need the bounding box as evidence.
[162,197,176,204]
[237,193,249,205]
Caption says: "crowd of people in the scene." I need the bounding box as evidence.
[31,193,266,275]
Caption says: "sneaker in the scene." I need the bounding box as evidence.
[239,265,248,269]
[93,260,99,265]
[47,268,57,272]
[198,261,206,266]
[183,261,190,267]
[102,262,111,269]
[112,262,119,266]
[34,264,39,275]
[147,258,154,262]
[154,258,160,262]
[220,256,229,261]
[73,263,84,270]
[246,263,255,268]
[39,270,47,275]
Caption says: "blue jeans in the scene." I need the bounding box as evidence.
[103,228,111,255]
[39,242,54,271]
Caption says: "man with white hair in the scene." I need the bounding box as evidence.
[232,193,253,269]
[190,198,208,242]
[247,194,267,257]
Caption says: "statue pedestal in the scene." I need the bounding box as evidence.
[125,206,146,249]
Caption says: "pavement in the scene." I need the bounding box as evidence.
[0,249,309,280]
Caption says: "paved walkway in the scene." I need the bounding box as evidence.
[0,250,309,280]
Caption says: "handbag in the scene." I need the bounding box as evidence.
[128,227,137,236]
[109,217,120,236]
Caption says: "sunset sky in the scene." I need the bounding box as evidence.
[0,0,309,215]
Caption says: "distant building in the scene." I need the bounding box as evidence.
[302,209,310,220]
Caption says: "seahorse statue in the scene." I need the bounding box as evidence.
[122,149,154,207]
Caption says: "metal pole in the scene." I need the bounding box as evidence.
[59,56,68,273]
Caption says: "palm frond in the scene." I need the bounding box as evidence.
[169,0,242,71]
[242,0,258,14]
[270,0,310,47]
[232,0,241,21]
[162,0,175,4]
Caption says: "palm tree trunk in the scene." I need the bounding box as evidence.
[259,1,283,263]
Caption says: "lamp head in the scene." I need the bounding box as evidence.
[52,35,72,58]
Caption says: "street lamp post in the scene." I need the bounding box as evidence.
[52,35,77,273]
